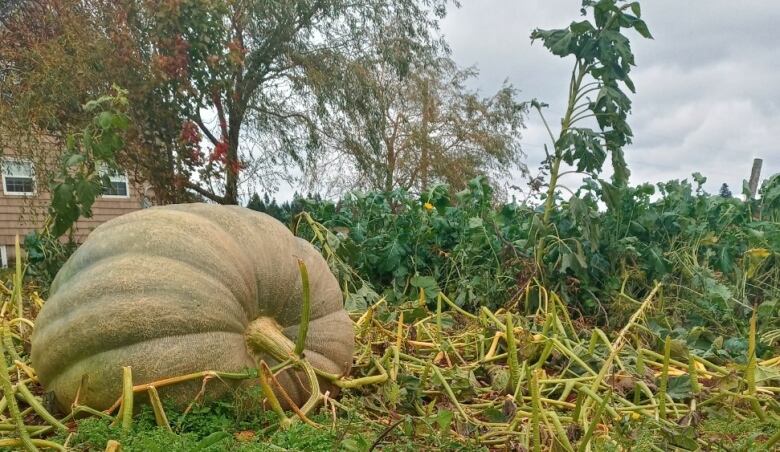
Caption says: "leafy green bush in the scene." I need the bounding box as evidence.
[286,172,779,347]
[293,177,533,312]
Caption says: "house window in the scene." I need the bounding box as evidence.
[2,159,35,195]
[100,165,130,198]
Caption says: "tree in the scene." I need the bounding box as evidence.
[246,193,266,212]
[719,183,733,198]
[0,0,191,204]
[305,32,527,194]
[129,0,455,204]
[2,0,455,205]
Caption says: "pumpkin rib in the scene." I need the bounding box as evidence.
[36,252,250,329]
[51,215,259,320]
[268,237,344,328]
[47,210,195,291]
[45,330,255,410]
[281,310,354,367]
[52,241,254,311]
[33,288,248,380]
[42,328,253,389]
[166,205,302,322]
[36,282,247,341]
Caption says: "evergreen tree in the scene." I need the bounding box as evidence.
[246,193,265,211]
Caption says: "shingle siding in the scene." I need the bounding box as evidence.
[1,139,150,262]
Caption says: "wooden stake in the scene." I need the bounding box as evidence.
[748,158,763,199]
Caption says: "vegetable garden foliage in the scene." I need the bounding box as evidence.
[285,171,780,358]
[269,0,780,362]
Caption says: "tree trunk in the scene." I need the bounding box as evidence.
[384,153,394,192]
[420,79,431,191]
[223,103,244,205]
[224,134,240,205]
[384,141,396,192]
[165,143,176,204]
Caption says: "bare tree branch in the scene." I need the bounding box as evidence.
[185,181,225,203]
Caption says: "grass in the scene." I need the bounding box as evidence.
[42,393,483,451]
[38,403,779,451]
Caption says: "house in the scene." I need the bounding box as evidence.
[0,149,152,266]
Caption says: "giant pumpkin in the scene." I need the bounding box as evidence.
[31,203,354,411]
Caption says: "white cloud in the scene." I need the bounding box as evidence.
[440,0,780,197]
[269,1,779,202]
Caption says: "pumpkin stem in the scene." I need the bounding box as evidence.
[294,259,311,358]
[245,317,295,364]
[245,317,324,418]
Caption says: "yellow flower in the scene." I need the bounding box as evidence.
[700,233,719,245]
[745,248,770,259]
[423,202,434,211]
[745,248,771,278]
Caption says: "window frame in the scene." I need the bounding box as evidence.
[1,158,36,196]
[99,164,131,199]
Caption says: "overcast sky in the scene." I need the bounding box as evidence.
[439,0,780,196]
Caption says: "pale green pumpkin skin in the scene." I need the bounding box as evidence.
[31,203,354,411]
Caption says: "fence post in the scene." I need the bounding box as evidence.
[748,158,763,199]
